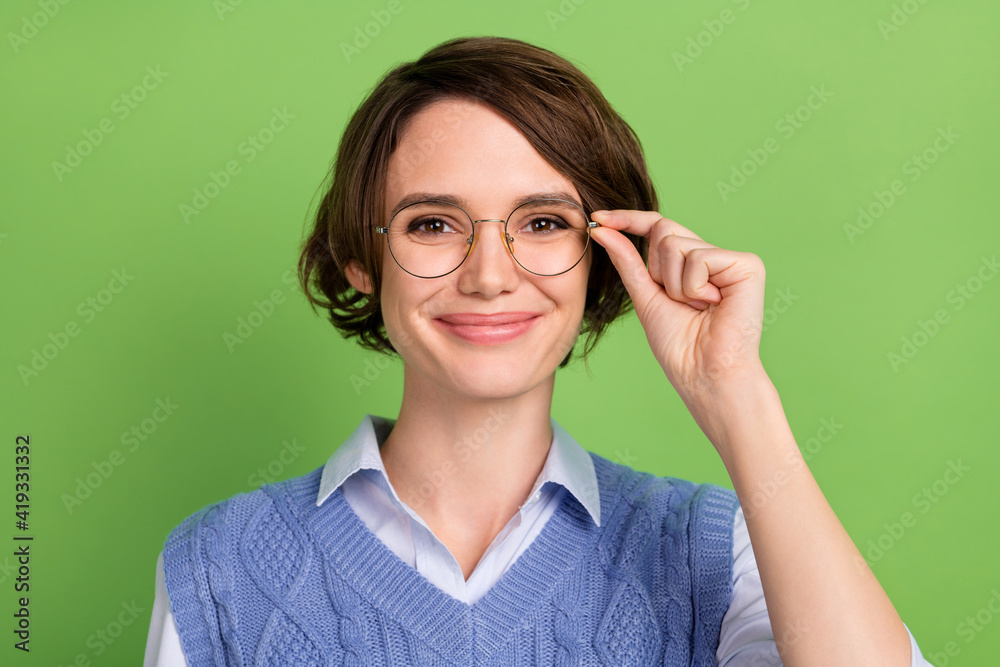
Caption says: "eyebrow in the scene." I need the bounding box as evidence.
[390,191,584,215]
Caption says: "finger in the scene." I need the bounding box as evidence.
[683,247,765,300]
[589,224,671,318]
[680,247,724,305]
[653,235,723,306]
[590,209,705,243]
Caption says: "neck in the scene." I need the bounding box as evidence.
[379,365,556,551]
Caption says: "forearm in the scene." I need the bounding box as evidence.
[684,367,911,666]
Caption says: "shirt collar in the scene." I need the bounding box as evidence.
[316,414,601,527]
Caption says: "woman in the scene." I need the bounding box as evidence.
[145,36,933,665]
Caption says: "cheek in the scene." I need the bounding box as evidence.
[377,255,407,345]
[378,264,435,354]
[575,255,594,310]
[380,295,416,355]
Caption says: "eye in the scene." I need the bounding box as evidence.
[523,216,568,234]
[408,217,456,234]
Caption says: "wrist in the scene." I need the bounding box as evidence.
[677,360,770,420]
[679,365,794,465]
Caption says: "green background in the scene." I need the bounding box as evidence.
[2,0,998,664]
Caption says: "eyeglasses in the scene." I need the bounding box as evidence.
[375,198,599,278]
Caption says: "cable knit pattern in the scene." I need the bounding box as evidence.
[201,505,242,667]
[660,477,694,666]
[549,559,584,666]
[324,565,368,664]
[162,451,739,666]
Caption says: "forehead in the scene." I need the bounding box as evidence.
[384,98,580,214]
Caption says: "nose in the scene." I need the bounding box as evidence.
[457,219,519,296]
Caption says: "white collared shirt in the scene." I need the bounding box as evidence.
[144,414,932,666]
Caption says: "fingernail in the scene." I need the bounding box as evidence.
[591,210,610,217]
[690,300,709,310]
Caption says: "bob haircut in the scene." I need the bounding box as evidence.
[298,35,656,367]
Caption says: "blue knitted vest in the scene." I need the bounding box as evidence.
[162,451,739,666]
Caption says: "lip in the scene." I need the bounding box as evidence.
[434,311,542,345]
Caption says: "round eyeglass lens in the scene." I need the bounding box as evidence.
[385,201,475,278]
[505,199,591,276]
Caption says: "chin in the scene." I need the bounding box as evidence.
[441,351,555,400]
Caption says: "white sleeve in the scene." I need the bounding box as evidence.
[142,551,191,667]
[716,506,935,666]
[716,505,781,665]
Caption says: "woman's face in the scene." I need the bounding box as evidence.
[351,97,592,400]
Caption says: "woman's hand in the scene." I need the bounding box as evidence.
[591,211,915,665]
[589,210,767,399]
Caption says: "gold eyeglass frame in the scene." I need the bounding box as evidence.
[375,197,601,279]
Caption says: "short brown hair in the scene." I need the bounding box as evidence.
[298,36,656,367]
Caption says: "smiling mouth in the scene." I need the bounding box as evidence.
[434,312,542,344]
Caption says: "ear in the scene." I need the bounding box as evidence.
[345,260,374,295]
